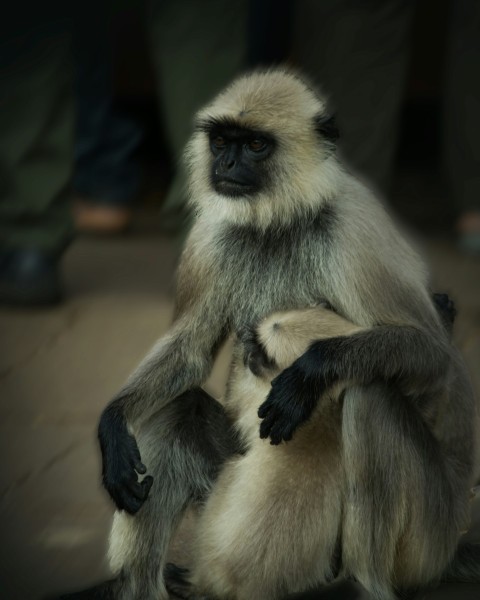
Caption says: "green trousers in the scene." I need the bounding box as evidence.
[0,23,74,254]
[292,0,414,194]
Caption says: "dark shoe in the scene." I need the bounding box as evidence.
[0,248,62,306]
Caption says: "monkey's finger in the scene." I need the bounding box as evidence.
[127,475,153,499]
[268,418,292,445]
[269,434,283,446]
[268,420,293,445]
[125,477,152,501]
[259,421,271,439]
[259,412,279,438]
[118,485,149,514]
[258,399,274,419]
[121,494,147,515]
[141,475,154,496]
[134,460,147,474]
[132,480,152,502]
[281,429,294,443]
[126,435,143,461]
[107,483,140,514]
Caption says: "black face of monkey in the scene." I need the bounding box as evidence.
[205,121,275,198]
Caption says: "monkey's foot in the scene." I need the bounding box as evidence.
[165,564,194,599]
[432,293,457,324]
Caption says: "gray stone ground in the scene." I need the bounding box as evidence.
[0,217,479,600]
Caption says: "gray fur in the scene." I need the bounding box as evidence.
[108,390,237,600]
[99,69,479,600]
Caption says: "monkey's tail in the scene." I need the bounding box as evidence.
[442,543,480,583]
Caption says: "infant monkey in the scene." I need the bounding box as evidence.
[178,305,368,599]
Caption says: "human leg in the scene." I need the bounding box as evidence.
[72,1,142,234]
[0,18,74,304]
[292,0,415,193]
[442,0,480,253]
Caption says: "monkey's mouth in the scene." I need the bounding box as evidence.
[214,180,256,198]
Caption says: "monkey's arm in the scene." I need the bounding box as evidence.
[250,294,455,379]
[99,255,230,514]
[258,291,453,445]
[259,323,450,444]
[240,306,364,378]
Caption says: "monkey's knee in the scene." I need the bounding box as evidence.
[137,387,238,500]
[118,387,238,548]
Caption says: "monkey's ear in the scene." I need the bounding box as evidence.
[314,114,340,142]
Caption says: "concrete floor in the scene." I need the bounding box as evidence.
[0,223,479,600]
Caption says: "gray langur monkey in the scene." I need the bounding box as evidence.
[60,69,479,600]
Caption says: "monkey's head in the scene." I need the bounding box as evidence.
[186,68,343,229]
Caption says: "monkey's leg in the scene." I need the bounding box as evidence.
[107,388,237,600]
[341,384,470,600]
[258,320,452,445]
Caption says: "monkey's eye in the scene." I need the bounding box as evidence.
[212,136,226,149]
[248,139,267,152]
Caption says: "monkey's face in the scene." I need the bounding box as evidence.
[186,69,343,227]
[208,121,275,198]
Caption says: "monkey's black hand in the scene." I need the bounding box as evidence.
[238,324,276,377]
[258,356,328,445]
[98,404,153,514]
